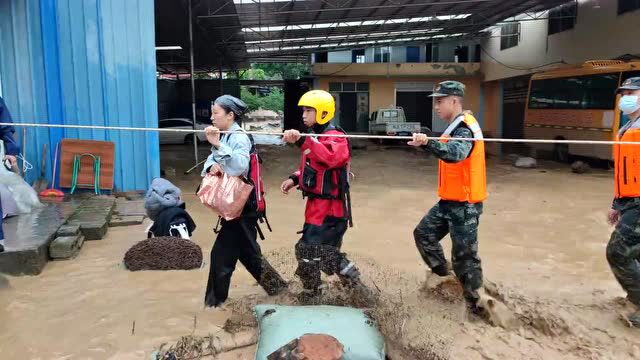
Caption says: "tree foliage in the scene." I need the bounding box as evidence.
[241,87,284,112]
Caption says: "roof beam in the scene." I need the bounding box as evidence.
[243,28,475,50]
[200,0,493,19]
[245,33,478,56]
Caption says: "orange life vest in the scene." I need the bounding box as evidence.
[614,118,640,198]
[437,113,487,203]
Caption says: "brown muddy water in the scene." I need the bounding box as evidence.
[1,144,639,359]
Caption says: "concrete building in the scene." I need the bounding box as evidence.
[311,0,640,156]
[311,40,483,134]
[480,0,640,155]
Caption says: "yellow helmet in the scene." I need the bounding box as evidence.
[298,90,335,125]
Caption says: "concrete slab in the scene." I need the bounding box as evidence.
[50,235,84,260]
[114,191,145,201]
[64,198,115,241]
[79,220,109,240]
[114,199,146,217]
[56,224,80,237]
[109,215,145,227]
[0,202,79,275]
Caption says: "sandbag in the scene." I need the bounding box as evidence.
[254,304,385,360]
[0,141,42,214]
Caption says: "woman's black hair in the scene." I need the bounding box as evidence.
[214,95,248,124]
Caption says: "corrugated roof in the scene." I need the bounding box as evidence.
[193,0,572,60]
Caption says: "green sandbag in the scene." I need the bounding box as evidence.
[254,304,385,360]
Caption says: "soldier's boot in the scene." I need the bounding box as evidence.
[297,287,324,305]
[338,260,379,307]
[431,262,451,277]
[463,284,484,317]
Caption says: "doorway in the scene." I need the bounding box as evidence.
[339,92,357,132]
[396,91,433,130]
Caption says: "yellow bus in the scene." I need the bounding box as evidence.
[524,60,640,163]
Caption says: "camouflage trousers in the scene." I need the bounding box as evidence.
[413,201,483,304]
[607,206,640,307]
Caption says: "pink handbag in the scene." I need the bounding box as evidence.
[197,173,253,220]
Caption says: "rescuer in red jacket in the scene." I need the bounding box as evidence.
[281,90,372,304]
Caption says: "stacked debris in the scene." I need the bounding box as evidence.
[123,236,203,271]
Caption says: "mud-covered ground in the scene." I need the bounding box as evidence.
[1,143,638,359]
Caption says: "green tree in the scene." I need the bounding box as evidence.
[240,87,284,112]
[252,63,310,80]
[238,68,267,80]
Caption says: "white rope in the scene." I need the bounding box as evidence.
[16,154,33,173]
[3,122,638,145]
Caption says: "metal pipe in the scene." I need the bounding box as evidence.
[188,0,199,165]
[184,158,207,175]
[218,64,224,94]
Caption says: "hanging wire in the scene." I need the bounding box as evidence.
[1,122,636,145]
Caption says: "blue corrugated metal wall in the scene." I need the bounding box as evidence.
[0,0,159,191]
[0,0,50,186]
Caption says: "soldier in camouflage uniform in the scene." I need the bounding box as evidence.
[408,81,487,313]
[607,77,640,327]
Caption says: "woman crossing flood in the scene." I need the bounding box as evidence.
[202,95,287,308]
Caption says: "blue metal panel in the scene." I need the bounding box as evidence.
[0,0,51,186]
[95,0,160,190]
[0,0,159,191]
[41,0,65,176]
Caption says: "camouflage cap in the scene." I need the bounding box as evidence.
[617,77,640,94]
[430,80,465,98]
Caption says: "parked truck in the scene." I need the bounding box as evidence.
[368,107,422,139]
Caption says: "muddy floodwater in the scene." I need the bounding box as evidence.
[1,144,639,359]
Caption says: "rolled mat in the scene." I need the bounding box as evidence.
[123,236,203,271]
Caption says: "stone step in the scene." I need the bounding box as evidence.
[49,234,85,260]
[109,215,145,227]
[63,198,116,241]
[56,224,80,237]
[0,202,79,275]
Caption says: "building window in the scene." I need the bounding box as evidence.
[328,82,369,92]
[619,0,640,14]
[406,46,420,63]
[425,43,433,62]
[374,47,390,63]
[528,74,619,110]
[352,49,365,63]
[314,52,328,63]
[474,44,481,62]
[548,2,577,35]
[454,46,469,63]
[342,82,356,92]
[500,23,520,50]
[356,82,369,91]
